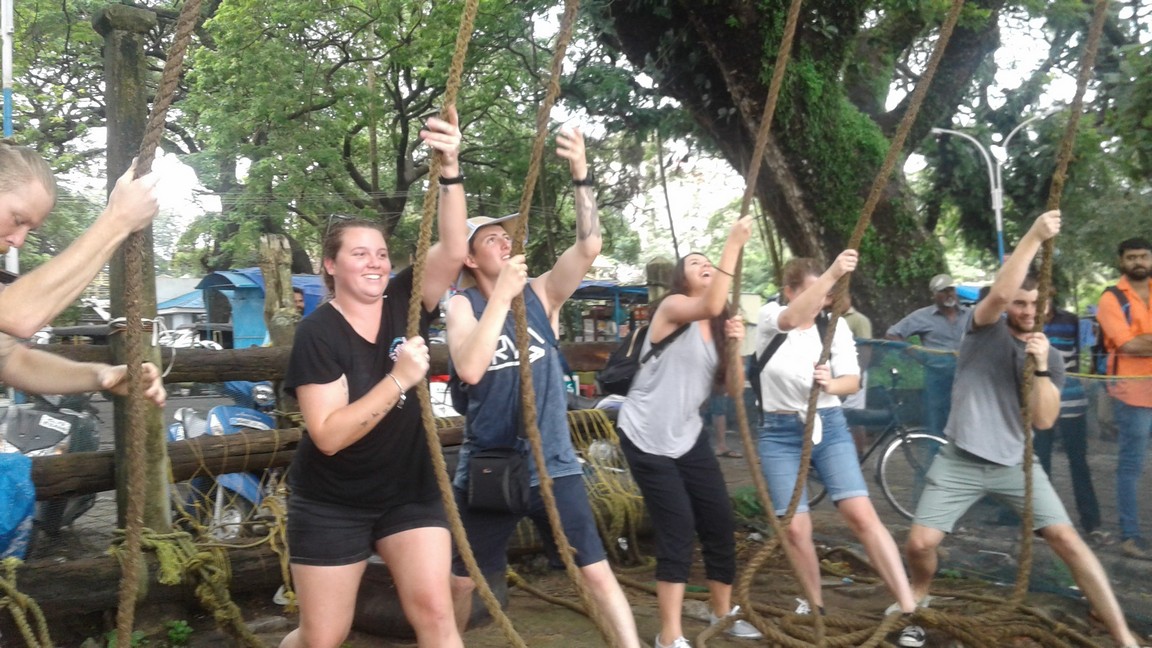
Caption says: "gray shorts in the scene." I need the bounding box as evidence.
[914,444,1072,533]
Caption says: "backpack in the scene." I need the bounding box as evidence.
[596,322,691,396]
[749,311,830,411]
[1091,286,1130,375]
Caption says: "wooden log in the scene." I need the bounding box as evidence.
[38,341,619,383]
[1,544,284,624]
[29,409,616,500]
[32,420,464,500]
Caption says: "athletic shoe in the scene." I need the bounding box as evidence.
[885,594,933,616]
[793,597,825,616]
[654,634,691,648]
[1122,538,1151,560]
[898,624,926,647]
[708,605,763,640]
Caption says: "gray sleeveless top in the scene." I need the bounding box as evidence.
[618,321,717,458]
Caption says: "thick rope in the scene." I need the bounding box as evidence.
[115,1,203,645]
[110,528,262,646]
[397,0,528,645]
[717,0,967,645]
[710,0,814,641]
[501,0,619,645]
[1013,0,1110,604]
[0,558,53,648]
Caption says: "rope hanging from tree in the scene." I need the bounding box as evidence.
[714,0,969,645]
[712,0,1111,643]
[399,0,529,645]
[1012,0,1110,605]
[501,0,622,643]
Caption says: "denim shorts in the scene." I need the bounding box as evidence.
[757,407,868,515]
[287,494,448,566]
[451,474,606,576]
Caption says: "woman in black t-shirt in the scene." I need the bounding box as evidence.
[280,109,468,648]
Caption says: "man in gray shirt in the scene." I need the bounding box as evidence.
[899,211,1143,648]
[886,273,972,438]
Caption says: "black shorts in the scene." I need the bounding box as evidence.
[287,494,448,566]
[450,474,606,576]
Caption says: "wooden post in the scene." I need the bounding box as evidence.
[646,256,674,304]
[260,234,299,348]
[93,5,170,532]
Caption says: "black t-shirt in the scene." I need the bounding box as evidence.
[284,268,437,508]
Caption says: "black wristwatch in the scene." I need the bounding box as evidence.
[1033,369,1051,377]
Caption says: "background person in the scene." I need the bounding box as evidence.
[1035,289,1102,543]
[616,218,763,648]
[1096,237,1152,559]
[885,273,972,439]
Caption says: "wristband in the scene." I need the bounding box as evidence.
[1033,369,1051,377]
[387,373,407,408]
[439,175,464,185]
[572,173,595,187]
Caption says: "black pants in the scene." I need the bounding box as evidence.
[1035,415,1101,533]
[618,428,736,584]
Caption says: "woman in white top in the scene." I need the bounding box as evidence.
[755,251,918,624]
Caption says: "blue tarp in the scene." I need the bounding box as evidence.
[157,290,205,311]
[196,269,326,348]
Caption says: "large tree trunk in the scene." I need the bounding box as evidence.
[596,0,1006,326]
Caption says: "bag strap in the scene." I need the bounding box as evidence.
[639,322,691,364]
[754,310,831,375]
[1102,285,1130,375]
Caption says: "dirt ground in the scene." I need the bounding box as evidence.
[20,423,1152,647]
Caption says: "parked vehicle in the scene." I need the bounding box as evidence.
[0,392,100,555]
[168,380,279,540]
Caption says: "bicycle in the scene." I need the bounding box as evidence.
[806,367,947,520]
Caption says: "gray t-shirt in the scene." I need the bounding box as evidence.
[945,317,1065,466]
[618,321,717,458]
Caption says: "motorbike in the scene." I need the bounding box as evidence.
[167,380,279,541]
[0,391,100,556]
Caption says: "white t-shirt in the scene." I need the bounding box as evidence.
[756,301,860,412]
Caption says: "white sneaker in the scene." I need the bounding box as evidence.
[654,634,691,648]
[898,624,926,647]
[794,597,812,615]
[885,595,933,616]
[707,605,763,640]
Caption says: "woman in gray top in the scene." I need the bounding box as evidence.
[616,217,760,648]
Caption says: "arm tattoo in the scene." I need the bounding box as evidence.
[575,187,599,242]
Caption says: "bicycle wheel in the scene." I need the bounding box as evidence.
[878,429,945,520]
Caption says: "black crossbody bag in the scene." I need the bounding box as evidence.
[467,446,531,514]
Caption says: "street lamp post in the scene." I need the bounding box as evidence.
[931,112,1054,264]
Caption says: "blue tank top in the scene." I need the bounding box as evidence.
[451,286,581,488]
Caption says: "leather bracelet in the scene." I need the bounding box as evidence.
[1033,369,1051,377]
[439,175,464,185]
[572,174,595,187]
[387,373,407,408]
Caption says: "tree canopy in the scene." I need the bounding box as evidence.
[6,0,1150,326]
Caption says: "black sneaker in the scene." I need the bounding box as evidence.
[898,624,926,647]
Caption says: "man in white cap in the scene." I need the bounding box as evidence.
[885,273,972,438]
[446,128,641,647]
